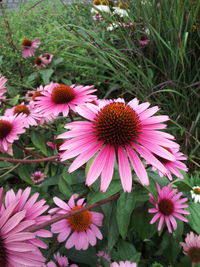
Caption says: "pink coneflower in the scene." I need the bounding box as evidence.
[0,114,26,152]
[58,98,180,192]
[92,13,103,20]
[40,53,54,64]
[22,38,40,58]
[0,200,46,266]
[0,143,13,155]
[4,187,52,249]
[34,57,46,69]
[5,102,41,128]
[147,147,188,180]
[47,252,78,267]
[97,250,111,262]
[180,232,200,264]
[110,261,137,267]
[0,75,7,102]
[50,194,103,250]
[31,171,46,183]
[139,39,150,46]
[148,183,189,233]
[35,82,97,117]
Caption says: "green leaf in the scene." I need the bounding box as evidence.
[39,68,54,84]
[108,202,119,251]
[187,202,200,234]
[0,55,3,66]
[87,179,122,205]
[117,240,137,260]
[58,175,73,198]
[116,192,136,239]
[9,95,20,105]
[131,202,157,240]
[30,131,47,155]
[51,57,64,66]
[63,246,97,266]
[17,164,33,184]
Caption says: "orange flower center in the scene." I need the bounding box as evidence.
[32,91,44,101]
[93,102,141,146]
[0,120,12,139]
[14,105,30,115]
[0,236,7,266]
[93,0,101,5]
[51,84,75,104]
[193,188,200,195]
[22,39,32,47]
[158,198,174,216]
[34,175,41,180]
[67,206,92,232]
[188,247,200,263]
[34,57,42,65]
[118,2,128,8]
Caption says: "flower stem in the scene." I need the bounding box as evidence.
[26,192,120,232]
[0,156,59,163]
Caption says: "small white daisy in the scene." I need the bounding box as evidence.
[191,186,200,203]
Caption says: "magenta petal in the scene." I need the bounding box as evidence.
[118,147,132,192]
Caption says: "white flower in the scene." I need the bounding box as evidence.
[113,7,129,17]
[91,5,111,14]
[107,23,119,31]
[191,186,200,203]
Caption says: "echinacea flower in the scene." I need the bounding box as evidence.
[180,232,200,264]
[34,57,46,69]
[0,75,7,103]
[50,194,104,250]
[22,38,40,58]
[147,147,188,180]
[47,252,78,267]
[97,250,111,262]
[113,7,129,17]
[0,114,26,152]
[110,261,137,267]
[190,186,200,203]
[31,171,46,184]
[34,82,97,117]
[40,53,54,64]
[91,5,111,14]
[58,98,180,192]
[0,191,46,266]
[139,39,150,46]
[92,13,103,21]
[148,183,189,233]
[4,187,52,249]
[5,102,41,128]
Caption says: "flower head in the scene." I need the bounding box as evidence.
[34,82,97,117]
[180,232,200,264]
[147,147,188,180]
[34,57,46,69]
[0,114,26,152]
[0,75,7,103]
[50,194,104,250]
[47,252,78,267]
[22,38,40,58]
[191,186,200,203]
[97,250,111,262]
[40,53,54,64]
[148,183,189,233]
[113,7,129,17]
[5,102,41,128]
[4,187,52,248]
[31,171,46,184]
[110,261,137,267]
[59,98,180,192]
[0,189,46,266]
[91,5,111,14]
